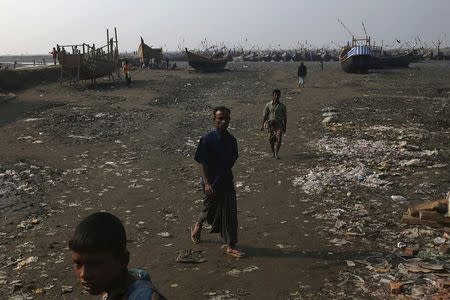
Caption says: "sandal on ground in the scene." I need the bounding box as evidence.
[225,247,246,258]
[190,224,201,244]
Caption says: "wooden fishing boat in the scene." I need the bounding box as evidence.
[369,45,415,69]
[292,52,303,61]
[262,54,272,62]
[138,37,163,66]
[339,45,372,73]
[339,37,372,74]
[185,48,229,72]
[370,52,414,69]
[59,54,117,80]
[58,28,120,82]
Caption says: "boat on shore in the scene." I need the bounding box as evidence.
[138,37,163,67]
[369,45,417,69]
[58,28,120,82]
[370,52,415,69]
[339,38,372,74]
[185,48,230,72]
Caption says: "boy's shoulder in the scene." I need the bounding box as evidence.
[127,269,167,300]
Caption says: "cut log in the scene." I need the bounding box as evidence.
[419,211,442,220]
[401,214,450,227]
[407,198,448,217]
[401,215,440,227]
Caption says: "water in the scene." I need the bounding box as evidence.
[0,55,54,69]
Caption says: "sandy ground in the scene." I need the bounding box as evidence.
[0,61,450,299]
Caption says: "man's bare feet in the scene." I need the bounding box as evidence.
[226,247,246,258]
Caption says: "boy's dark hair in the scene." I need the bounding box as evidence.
[272,89,281,96]
[213,106,231,116]
[69,212,127,257]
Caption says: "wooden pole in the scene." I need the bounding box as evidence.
[446,192,450,217]
[77,56,80,84]
[114,27,119,60]
[107,29,110,56]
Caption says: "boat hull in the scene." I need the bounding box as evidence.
[339,45,372,74]
[370,53,414,69]
[340,55,371,74]
[60,54,117,80]
[185,49,229,72]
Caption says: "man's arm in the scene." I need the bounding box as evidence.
[231,137,238,166]
[261,105,269,131]
[199,163,214,197]
[194,137,213,196]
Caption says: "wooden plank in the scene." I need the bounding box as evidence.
[419,211,442,220]
[407,199,448,217]
[400,215,440,228]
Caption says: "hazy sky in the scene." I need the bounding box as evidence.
[1,0,449,54]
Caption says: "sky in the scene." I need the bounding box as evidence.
[0,0,449,55]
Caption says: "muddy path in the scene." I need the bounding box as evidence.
[1,61,449,299]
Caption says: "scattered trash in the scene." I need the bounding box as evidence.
[226,269,241,276]
[61,285,73,293]
[157,232,171,238]
[175,249,207,264]
[242,265,259,273]
[15,256,38,269]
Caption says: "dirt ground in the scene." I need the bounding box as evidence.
[1,61,449,300]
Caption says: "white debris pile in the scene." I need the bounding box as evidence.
[313,137,395,158]
[293,163,390,194]
[0,162,61,202]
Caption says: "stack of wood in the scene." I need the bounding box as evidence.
[401,194,450,228]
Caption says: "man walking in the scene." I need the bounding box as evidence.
[261,89,287,159]
[297,62,307,87]
[191,106,245,258]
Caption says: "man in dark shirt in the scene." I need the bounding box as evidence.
[191,106,245,258]
[298,62,307,87]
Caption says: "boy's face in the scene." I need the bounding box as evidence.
[71,251,126,295]
[273,92,281,102]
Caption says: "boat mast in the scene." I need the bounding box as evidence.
[337,18,355,46]
[362,22,370,45]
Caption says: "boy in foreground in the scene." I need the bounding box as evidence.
[69,212,166,300]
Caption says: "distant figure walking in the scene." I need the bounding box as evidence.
[320,59,324,71]
[50,47,58,65]
[297,62,307,87]
[123,60,132,88]
[261,89,287,159]
[191,106,245,258]
[165,57,170,69]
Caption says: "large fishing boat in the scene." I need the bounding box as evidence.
[185,48,230,72]
[339,37,372,74]
[57,28,120,82]
[369,44,418,69]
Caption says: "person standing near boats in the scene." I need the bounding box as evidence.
[122,60,132,88]
[50,47,58,65]
[297,62,307,87]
